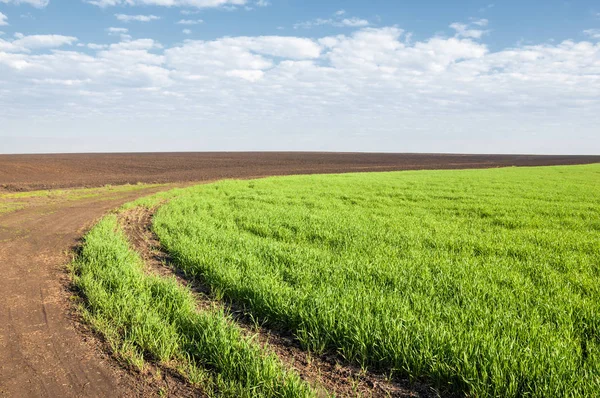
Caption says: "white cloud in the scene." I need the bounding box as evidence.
[181,9,200,15]
[450,21,488,39]
[182,28,191,35]
[105,38,161,51]
[1,26,599,154]
[164,35,321,80]
[87,43,108,50]
[115,14,160,22]
[106,27,131,40]
[13,33,77,49]
[472,18,488,27]
[0,33,77,52]
[177,19,203,25]
[225,36,322,59]
[167,35,321,71]
[226,69,263,81]
[584,29,600,39]
[243,0,268,8]
[106,27,128,34]
[321,27,488,74]
[295,13,370,30]
[87,0,246,8]
[0,0,48,7]
[0,12,8,26]
[339,18,370,28]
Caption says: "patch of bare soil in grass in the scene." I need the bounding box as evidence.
[119,207,439,398]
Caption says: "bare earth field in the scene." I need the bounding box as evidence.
[0,153,599,398]
[1,152,600,192]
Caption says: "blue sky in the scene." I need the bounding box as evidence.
[1,0,599,154]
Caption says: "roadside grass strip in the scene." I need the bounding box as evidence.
[0,184,161,216]
[0,183,159,200]
[150,164,600,397]
[0,202,25,214]
[73,215,313,397]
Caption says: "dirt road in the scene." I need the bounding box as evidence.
[0,187,171,398]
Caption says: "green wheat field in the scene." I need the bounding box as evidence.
[74,164,600,397]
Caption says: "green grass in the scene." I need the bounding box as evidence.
[0,183,159,200]
[0,184,162,216]
[0,202,26,214]
[149,164,600,397]
[73,215,312,397]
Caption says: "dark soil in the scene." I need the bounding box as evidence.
[1,152,598,192]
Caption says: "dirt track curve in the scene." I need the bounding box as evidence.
[1,153,599,397]
[0,187,177,398]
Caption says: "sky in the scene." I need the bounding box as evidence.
[0,0,599,154]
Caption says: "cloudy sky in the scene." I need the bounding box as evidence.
[0,0,599,154]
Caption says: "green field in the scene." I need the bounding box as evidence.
[76,164,600,397]
[74,216,311,397]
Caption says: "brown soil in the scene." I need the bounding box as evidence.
[1,152,599,192]
[0,186,180,398]
[1,152,597,397]
[119,207,437,398]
